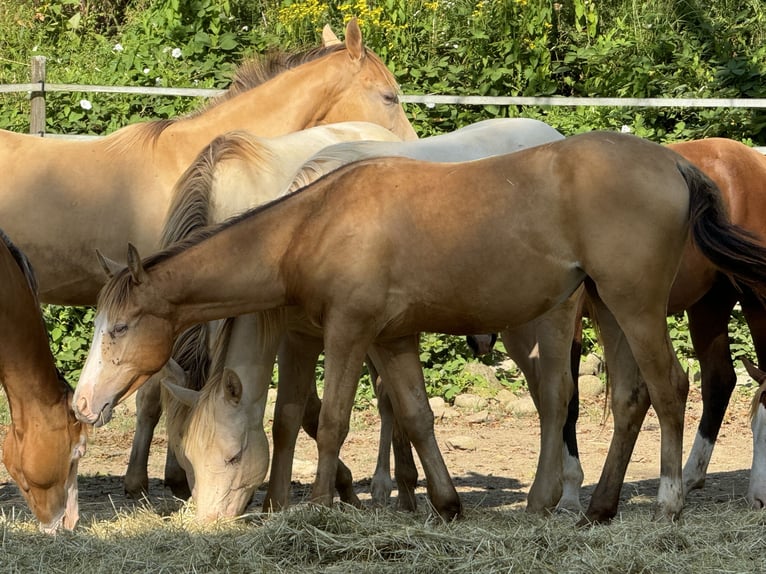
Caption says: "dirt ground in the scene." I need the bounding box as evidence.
[0,383,756,522]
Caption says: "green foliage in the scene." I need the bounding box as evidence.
[0,0,762,394]
[42,305,95,386]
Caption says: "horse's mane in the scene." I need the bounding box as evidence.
[161,130,279,247]
[286,142,392,193]
[106,44,349,151]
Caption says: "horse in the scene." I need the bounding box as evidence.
[121,120,402,503]
[0,229,88,533]
[0,18,416,307]
[466,136,766,513]
[73,131,766,523]
[151,117,565,521]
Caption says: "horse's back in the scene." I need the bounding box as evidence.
[288,118,565,192]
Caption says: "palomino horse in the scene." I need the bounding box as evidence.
[74,132,766,523]
[151,117,564,521]
[0,229,87,533]
[122,121,402,498]
[0,18,415,307]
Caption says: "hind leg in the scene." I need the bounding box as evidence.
[682,277,738,494]
[503,292,579,513]
[366,336,462,520]
[586,288,688,523]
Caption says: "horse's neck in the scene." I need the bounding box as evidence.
[162,65,336,155]
[162,206,303,331]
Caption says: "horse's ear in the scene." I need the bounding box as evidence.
[95,249,123,279]
[126,243,146,285]
[322,24,341,46]
[221,368,243,406]
[344,17,365,61]
[162,379,200,408]
[743,357,766,385]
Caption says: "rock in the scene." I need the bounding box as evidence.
[429,396,447,419]
[453,393,488,411]
[495,389,516,406]
[444,435,477,451]
[502,395,537,417]
[466,410,489,424]
[578,374,604,398]
[580,353,603,377]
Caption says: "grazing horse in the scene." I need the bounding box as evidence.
[151,117,564,520]
[0,18,416,307]
[122,121,402,498]
[122,120,401,505]
[74,132,766,523]
[0,230,87,533]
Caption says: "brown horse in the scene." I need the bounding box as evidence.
[73,132,766,522]
[0,18,416,306]
[0,229,87,533]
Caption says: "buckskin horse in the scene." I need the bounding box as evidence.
[149,117,564,521]
[0,229,87,533]
[73,132,766,523]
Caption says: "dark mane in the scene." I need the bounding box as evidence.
[0,228,38,299]
[112,44,348,148]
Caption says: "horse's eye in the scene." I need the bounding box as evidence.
[112,323,128,337]
[226,449,243,466]
[383,91,399,105]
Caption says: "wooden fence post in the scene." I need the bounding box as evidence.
[30,56,46,136]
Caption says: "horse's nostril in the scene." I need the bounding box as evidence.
[754,497,766,510]
[76,395,88,413]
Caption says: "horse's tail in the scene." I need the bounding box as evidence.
[681,159,766,296]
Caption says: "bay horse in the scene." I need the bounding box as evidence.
[0,229,87,532]
[0,18,416,307]
[151,117,564,521]
[122,120,402,501]
[73,132,766,523]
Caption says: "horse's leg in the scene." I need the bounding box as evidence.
[264,329,324,511]
[368,360,394,507]
[581,294,650,524]
[584,288,688,523]
[368,359,418,511]
[682,278,738,494]
[366,336,462,520]
[738,289,766,508]
[299,375,361,508]
[311,321,374,508]
[513,297,578,513]
[124,376,161,497]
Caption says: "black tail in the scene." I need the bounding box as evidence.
[681,160,766,296]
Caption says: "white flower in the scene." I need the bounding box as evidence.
[79,99,92,110]
[426,101,436,109]
[171,47,182,59]
[242,25,249,31]
[113,43,123,52]
[143,67,150,75]
[155,77,162,85]
[620,125,632,133]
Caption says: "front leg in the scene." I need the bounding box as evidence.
[367,335,462,521]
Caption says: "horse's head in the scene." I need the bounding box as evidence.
[3,381,87,533]
[163,367,269,522]
[73,244,175,426]
[319,18,417,142]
